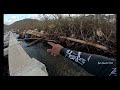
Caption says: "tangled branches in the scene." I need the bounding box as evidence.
[40,14,116,59]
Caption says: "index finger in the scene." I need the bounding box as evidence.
[47,42,56,47]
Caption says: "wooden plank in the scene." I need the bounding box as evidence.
[25,30,108,50]
[26,30,43,37]
[59,36,108,50]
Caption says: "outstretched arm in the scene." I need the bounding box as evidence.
[47,42,117,76]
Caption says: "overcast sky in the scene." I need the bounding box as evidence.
[4,14,40,25]
[4,14,78,25]
[4,14,114,25]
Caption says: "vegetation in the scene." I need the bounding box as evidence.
[4,14,116,59]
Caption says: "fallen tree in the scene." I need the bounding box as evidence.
[25,30,108,50]
[59,36,108,51]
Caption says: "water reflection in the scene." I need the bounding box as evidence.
[20,40,91,76]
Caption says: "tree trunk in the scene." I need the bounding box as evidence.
[59,36,108,50]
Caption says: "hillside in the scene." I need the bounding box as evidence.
[4,19,41,32]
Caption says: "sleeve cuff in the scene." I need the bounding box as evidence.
[60,48,68,56]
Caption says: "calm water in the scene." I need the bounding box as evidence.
[19,39,92,76]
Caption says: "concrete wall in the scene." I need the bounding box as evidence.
[8,32,48,76]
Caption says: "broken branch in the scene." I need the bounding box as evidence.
[59,36,108,51]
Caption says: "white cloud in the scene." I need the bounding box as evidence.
[5,16,17,25]
[30,14,39,19]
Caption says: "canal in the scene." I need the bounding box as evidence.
[19,40,92,76]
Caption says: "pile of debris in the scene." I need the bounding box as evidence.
[18,29,116,60]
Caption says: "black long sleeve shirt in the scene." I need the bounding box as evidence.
[60,48,117,76]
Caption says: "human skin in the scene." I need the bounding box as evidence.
[47,42,64,56]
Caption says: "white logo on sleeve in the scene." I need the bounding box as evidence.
[87,55,92,62]
[65,50,86,65]
[109,68,116,76]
